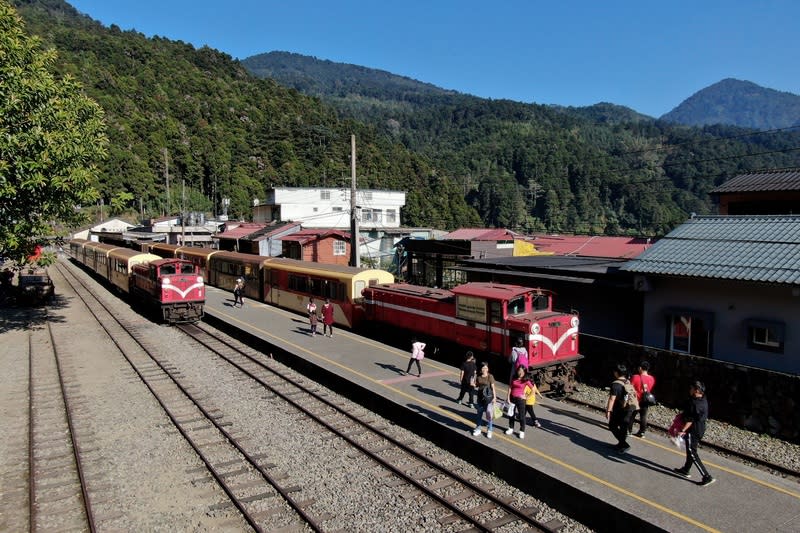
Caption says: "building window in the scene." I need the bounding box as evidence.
[386,209,396,223]
[362,191,373,201]
[320,191,330,200]
[332,207,343,212]
[333,240,346,256]
[362,209,373,222]
[664,309,713,357]
[746,320,785,353]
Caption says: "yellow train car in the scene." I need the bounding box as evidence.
[107,248,162,293]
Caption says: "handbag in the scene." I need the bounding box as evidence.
[641,381,656,406]
[504,401,516,418]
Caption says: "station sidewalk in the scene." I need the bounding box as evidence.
[205,287,800,533]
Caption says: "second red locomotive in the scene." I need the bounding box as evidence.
[363,282,581,393]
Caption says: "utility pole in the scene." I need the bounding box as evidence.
[349,134,360,268]
[181,179,186,246]
[164,148,170,216]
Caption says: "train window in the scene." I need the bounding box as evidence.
[354,280,365,297]
[309,278,322,296]
[180,263,194,274]
[507,296,525,315]
[532,293,549,311]
[289,274,308,293]
[161,264,176,275]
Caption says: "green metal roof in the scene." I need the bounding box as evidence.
[621,215,800,285]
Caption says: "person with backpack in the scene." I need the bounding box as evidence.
[455,351,477,407]
[508,337,529,382]
[606,364,637,453]
[307,297,318,336]
[629,361,656,438]
[673,380,716,486]
[471,362,497,439]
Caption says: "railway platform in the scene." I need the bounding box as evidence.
[202,286,800,532]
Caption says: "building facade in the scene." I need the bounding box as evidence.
[253,187,406,230]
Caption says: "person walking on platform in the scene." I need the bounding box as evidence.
[606,364,635,453]
[505,364,536,439]
[456,351,477,407]
[321,298,335,337]
[508,337,529,382]
[307,297,318,336]
[405,337,425,376]
[472,362,497,439]
[673,381,716,486]
[629,361,656,438]
[233,278,245,307]
[521,369,543,429]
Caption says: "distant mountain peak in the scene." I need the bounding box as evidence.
[661,78,800,129]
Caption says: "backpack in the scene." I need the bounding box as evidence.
[511,346,529,370]
[614,379,639,411]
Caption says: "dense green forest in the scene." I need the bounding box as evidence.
[13,2,800,237]
[245,52,800,235]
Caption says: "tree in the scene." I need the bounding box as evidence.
[0,1,107,263]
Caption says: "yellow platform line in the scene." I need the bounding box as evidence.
[209,298,791,532]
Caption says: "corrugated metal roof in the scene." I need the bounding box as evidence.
[710,169,800,193]
[531,234,653,258]
[622,215,800,284]
[442,228,519,240]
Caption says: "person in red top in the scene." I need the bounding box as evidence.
[321,298,335,337]
[629,361,656,438]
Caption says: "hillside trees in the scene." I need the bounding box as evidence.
[0,1,107,262]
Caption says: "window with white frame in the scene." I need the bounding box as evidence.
[333,240,346,256]
[386,209,396,223]
[362,191,373,201]
[320,191,331,200]
[362,209,373,222]
[332,206,343,212]
[746,319,785,353]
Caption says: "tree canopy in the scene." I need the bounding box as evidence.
[0,0,107,263]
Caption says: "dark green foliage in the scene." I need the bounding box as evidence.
[662,78,800,129]
[12,0,480,230]
[1,0,107,262]
[248,53,800,236]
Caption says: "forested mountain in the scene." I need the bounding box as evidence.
[244,52,800,235]
[11,0,481,229]
[12,1,800,237]
[661,78,800,129]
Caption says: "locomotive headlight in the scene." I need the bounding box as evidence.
[530,323,541,335]
[197,276,203,283]
[161,278,171,286]
[571,316,579,328]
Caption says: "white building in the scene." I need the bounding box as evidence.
[252,187,406,230]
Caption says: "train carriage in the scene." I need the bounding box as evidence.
[82,241,121,280]
[146,243,182,258]
[175,246,218,274]
[107,248,162,293]
[262,259,395,328]
[68,238,90,263]
[207,251,267,302]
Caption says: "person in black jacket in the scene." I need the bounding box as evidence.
[673,380,716,486]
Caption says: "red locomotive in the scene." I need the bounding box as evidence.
[363,282,581,393]
[130,258,205,324]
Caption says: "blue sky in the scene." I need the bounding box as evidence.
[66,0,799,117]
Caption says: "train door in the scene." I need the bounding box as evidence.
[267,268,279,306]
[487,300,505,355]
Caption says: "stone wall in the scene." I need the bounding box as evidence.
[579,334,800,443]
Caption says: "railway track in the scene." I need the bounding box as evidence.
[178,321,565,533]
[564,396,800,480]
[55,263,312,531]
[28,321,97,531]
